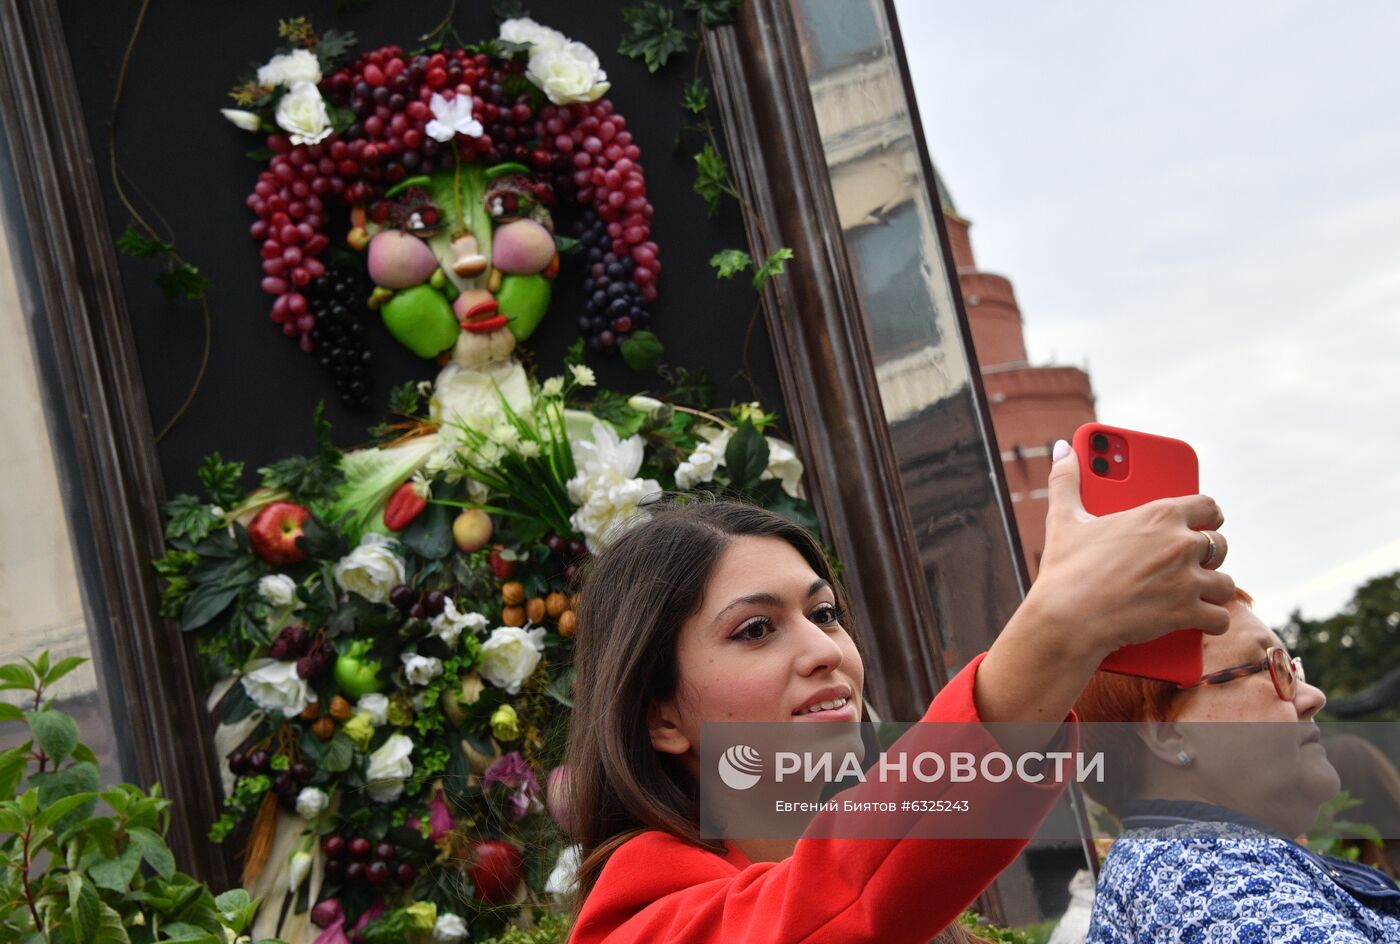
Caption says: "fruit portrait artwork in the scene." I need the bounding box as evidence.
[232,19,659,415]
[149,11,816,943]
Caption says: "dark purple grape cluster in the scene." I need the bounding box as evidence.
[226,748,314,812]
[575,209,651,351]
[267,624,333,680]
[308,266,374,409]
[323,835,417,888]
[389,584,448,621]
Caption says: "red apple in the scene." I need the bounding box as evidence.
[467,840,523,904]
[248,501,311,565]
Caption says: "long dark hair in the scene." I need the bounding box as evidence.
[564,498,992,944]
[565,499,848,903]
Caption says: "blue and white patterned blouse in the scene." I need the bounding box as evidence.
[1086,801,1400,943]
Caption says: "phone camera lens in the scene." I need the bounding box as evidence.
[1090,433,1109,452]
[1091,456,1110,475]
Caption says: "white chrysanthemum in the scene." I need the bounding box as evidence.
[566,422,661,552]
[674,425,731,491]
[498,17,567,56]
[257,48,321,88]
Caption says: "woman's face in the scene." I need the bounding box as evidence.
[648,536,864,766]
[1168,600,1339,834]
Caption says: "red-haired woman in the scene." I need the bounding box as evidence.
[1077,591,1400,942]
[562,442,1233,944]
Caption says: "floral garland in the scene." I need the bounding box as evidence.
[223,17,663,410]
[157,367,812,942]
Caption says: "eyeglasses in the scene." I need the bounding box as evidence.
[1178,646,1306,701]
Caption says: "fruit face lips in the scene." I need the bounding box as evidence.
[248,501,312,566]
[381,284,461,358]
[496,274,552,342]
[453,289,508,334]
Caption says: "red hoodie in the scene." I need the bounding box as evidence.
[570,653,1075,944]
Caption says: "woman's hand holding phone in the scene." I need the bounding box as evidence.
[976,440,1236,726]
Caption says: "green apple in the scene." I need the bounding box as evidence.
[496,274,552,342]
[381,284,461,358]
[334,641,383,697]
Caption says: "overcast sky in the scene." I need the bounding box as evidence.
[893,0,1400,628]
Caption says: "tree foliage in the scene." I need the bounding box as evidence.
[1281,570,1400,720]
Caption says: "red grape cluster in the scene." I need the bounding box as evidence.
[243,43,660,368]
[537,99,660,309]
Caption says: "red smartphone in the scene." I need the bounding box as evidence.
[1072,423,1203,685]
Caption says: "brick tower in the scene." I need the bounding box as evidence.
[941,182,1096,578]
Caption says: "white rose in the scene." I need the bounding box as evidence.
[257,573,298,607]
[402,652,444,686]
[333,533,406,603]
[498,17,567,56]
[433,913,469,943]
[240,659,316,716]
[544,844,582,902]
[287,849,313,893]
[431,598,488,648]
[479,626,546,695]
[527,42,611,106]
[275,81,333,146]
[762,437,807,500]
[221,108,262,132]
[295,786,330,820]
[357,693,389,725]
[365,733,415,802]
[258,48,322,88]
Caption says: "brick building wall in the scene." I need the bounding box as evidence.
[944,207,1097,578]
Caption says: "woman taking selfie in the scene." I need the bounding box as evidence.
[564,442,1234,944]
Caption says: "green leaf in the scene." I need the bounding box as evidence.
[724,420,769,491]
[127,826,175,880]
[401,501,453,560]
[552,234,580,254]
[244,146,275,162]
[95,902,131,944]
[26,710,78,765]
[89,845,143,893]
[0,744,29,798]
[34,790,97,830]
[116,225,173,259]
[258,402,344,505]
[709,249,752,280]
[34,761,99,831]
[387,381,422,417]
[180,581,243,633]
[160,923,223,944]
[42,656,87,689]
[619,3,689,72]
[155,263,210,301]
[316,29,360,71]
[0,663,36,692]
[163,495,222,543]
[665,366,713,408]
[752,247,795,290]
[683,0,743,26]
[296,515,347,561]
[0,704,22,723]
[197,453,245,508]
[321,732,355,774]
[693,143,732,216]
[681,78,711,114]
[67,872,100,943]
[214,889,255,933]
[620,330,664,372]
[563,338,585,368]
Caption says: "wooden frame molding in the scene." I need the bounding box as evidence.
[704,1,950,721]
[0,0,231,887]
